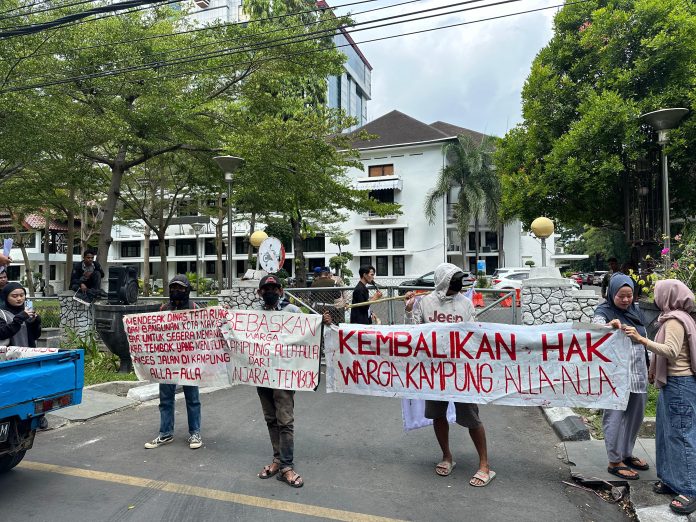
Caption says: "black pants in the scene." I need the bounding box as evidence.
[73,271,102,296]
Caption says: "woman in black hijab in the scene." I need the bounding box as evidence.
[0,282,41,347]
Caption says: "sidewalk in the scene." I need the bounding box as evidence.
[565,439,688,521]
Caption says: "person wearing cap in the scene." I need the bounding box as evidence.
[253,274,331,488]
[144,275,203,450]
[404,262,495,487]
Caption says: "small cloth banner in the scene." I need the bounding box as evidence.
[325,321,631,409]
[0,346,59,361]
[124,307,322,391]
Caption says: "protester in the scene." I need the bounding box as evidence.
[601,257,620,299]
[70,249,107,303]
[0,267,8,307]
[592,273,649,479]
[350,265,383,325]
[311,267,341,323]
[0,282,41,347]
[144,275,203,450]
[404,262,495,487]
[622,280,696,515]
[253,274,331,488]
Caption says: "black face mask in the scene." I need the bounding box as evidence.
[448,274,464,293]
[262,292,280,308]
[170,289,188,302]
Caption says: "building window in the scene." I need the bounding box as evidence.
[485,231,498,252]
[236,260,246,277]
[205,260,216,275]
[121,241,140,258]
[376,256,388,276]
[393,256,405,276]
[205,238,225,255]
[176,261,194,274]
[149,240,168,257]
[368,189,394,204]
[176,199,198,217]
[393,229,405,249]
[360,230,371,250]
[175,239,196,256]
[302,234,325,253]
[376,229,388,249]
[468,232,477,252]
[359,256,372,268]
[368,164,394,177]
[235,236,249,255]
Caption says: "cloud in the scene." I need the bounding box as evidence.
[338,0,559,136]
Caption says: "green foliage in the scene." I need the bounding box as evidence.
[497,0,696,229]
[562,226,629,270]
[475,271,490,288]
[525,260,536,267]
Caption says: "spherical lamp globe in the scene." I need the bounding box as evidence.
[530,217,554,239]
[250,230,269,248]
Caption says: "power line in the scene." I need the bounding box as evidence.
[9,0,522,83]
[0,0,588,93]
[0,0,99,22]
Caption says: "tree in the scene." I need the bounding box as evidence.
[424,134,500,270]
[497,1,696,230]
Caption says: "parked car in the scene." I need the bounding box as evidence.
[492,270,530,286]
[570,273,583,289]
[592,271,608,286]
[492,267,531,280]
[584,273,594,285]
[493,276,580,291]
[398,270,475,294]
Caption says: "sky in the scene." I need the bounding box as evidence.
[335,0,561,137]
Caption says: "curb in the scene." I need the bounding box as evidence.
[541,406,590,441]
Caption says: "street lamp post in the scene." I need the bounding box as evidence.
[213,156,244,288]
[639,108,688,268]
[191,223,205,294]
[530,217,554,267]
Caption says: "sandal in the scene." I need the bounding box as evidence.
[671,494,696,515]
[470,469,496,487]
[607,466,639,480]
[258,459,280,479]
[277,467,304,488]
[653,481,675,495]
[435,461,456,477]
[626,456,649,470]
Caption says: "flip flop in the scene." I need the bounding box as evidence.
[607,466,639,480]
[626,456,650,470]
[435,461,456,477]
[470,469,496,487]
[653,481,675,495]
[671,494,696,515]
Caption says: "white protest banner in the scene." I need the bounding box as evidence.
[219,309,323,391]
[325,321,631,409]
[124,307,230,387]
[0,346,59,361]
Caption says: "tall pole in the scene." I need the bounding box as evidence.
[661,145,670,267]
[194,229,200,294]
[541,238,547,267]
[227,178,233,288]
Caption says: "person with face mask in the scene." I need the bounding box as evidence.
[252,275,307,488]
[404,263,495,487]
[0,282,41,347]
[144,275,203,450]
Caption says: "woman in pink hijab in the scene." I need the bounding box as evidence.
[623,279,696,515]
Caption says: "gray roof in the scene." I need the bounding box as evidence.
[349,110,487,150]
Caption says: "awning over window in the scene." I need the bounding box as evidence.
[355,177,403,191]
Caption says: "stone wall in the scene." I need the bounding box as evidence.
[218,286,258,310]
[58,291,94,334]
[520,278,599,326]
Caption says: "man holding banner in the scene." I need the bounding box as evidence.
[405,263,495,487]
[253,274,311,488]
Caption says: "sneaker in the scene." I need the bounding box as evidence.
[72,291,93,306]
[144,434,173,449]
[188,433,203,449]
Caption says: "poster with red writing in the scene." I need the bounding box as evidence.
[219,309,322,391]
[124,307,230,387]
[325,322,632,409]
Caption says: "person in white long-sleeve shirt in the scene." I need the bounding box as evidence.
[404,262,495,487]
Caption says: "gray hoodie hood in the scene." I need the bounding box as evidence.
[434,262,462,300]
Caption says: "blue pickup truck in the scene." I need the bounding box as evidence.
[0,350,84,473]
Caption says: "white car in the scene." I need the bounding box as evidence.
[492,275,580,291]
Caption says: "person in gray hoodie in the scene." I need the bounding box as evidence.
[404,262,495,487]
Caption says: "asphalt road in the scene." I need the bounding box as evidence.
[1,379,629,522]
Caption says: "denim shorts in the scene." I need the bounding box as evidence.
[424,400,481,428]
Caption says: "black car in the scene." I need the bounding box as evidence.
[398,271,475,294]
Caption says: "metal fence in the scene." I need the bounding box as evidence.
[285,286,520,326]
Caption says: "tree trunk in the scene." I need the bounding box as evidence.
[290,214,306,286]
[18,240,34,297]
[474,217,481,272]
[247,212,256,269]
[65,205,75,291]
[142,224,151,296]
[497,222,505,267]
[459,232,466,271]
[158,230,169,296]
[97,162,126,289]
[43,211,50,295]
[215,196,224,291]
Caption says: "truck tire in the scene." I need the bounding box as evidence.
[0,450,26,473]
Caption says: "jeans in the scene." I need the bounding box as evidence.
[656,376,696,497]
[257,387,295,469]
[158,384,201,437]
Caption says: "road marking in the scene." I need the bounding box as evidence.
[20,461,404,522]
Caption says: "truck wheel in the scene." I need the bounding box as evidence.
[0,451,26,473]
